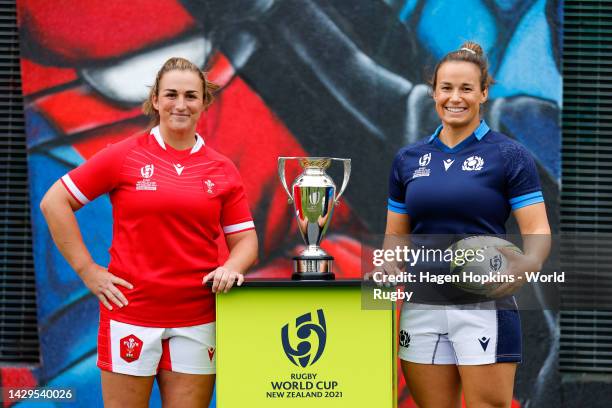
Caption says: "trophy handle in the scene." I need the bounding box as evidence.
[277,157,294,204]
[331,158,351,205]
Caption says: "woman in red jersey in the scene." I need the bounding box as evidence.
[40,57,258,407]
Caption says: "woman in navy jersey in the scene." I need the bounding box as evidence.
[386,42,551,407]
[40,57,258,407]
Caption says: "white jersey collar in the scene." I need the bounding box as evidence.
[150,126,205,154]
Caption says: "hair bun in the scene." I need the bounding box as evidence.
[459,41,484,57]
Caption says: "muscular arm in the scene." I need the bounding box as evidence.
[489,202,551,297]
[40,180,91,272]
[514,202,551,271]
[224,229,259,274]
[374,210,411,277]
[203,229,258,293]
[385,210,411,235]
[40,180,132,309]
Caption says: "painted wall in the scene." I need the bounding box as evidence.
[9,0,561,406]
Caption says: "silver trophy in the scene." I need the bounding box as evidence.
[278,157,351,280]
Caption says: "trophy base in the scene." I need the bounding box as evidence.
[291,271,335,281]
[292,256,335,280]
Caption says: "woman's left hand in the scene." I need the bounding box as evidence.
[487,247,542,298]
[202,266,245,293]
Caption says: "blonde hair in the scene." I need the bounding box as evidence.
[430,41,495,91]
[142,57,220,127]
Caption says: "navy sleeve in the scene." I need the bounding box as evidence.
[388,151,408,214]
[500,142,544,210]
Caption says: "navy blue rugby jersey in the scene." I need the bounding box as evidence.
[388,120,544,234]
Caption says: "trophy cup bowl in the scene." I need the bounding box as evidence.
[278,157,351,280]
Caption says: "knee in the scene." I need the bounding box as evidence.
[470,396,512,408]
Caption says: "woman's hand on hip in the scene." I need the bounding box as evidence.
[202,267,244,293]
[79,263,133,310]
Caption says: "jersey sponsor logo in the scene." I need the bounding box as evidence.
[462,156,484,171]
[418,153,431,167]
[137,164,157,191]
[281,309,327,368]
[443,159,455,171]
[207,347,215,361]
[204,179,215,194]
[399,330,411,348]
[140,164,154,178]
[478,336,490,352]
[120,334,143,363]
[173,163,185,176]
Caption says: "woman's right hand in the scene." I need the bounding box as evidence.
[364,263,402,287]
[79,263,133,310]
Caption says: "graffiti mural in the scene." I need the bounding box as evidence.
[10,0,561,406]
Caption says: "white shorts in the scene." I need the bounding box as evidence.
[97,316,216,376]
[398,300,521,365]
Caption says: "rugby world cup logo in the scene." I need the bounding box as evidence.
[281,309,327,368]
[418,153,431,167]
[308,191,321,206]
[140,164,154,179]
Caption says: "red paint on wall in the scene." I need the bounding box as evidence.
[18,0,195,63]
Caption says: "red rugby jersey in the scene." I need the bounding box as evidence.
[61,127,255,327]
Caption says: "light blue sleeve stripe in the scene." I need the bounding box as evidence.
[388,205,409,214]
[511,196,544,210]
[388,203,407,210]
[509,191,543,206]
[388,198,407,209]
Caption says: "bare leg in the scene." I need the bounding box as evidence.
[157,369,215,408]
[100,370,154,408]
[458,363,517,408]
[402,361,462,408]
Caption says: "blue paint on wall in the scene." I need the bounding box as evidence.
[398,0,419,21]
[417,0,497,58]
[491,0,562,104]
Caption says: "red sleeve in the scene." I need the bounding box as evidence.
[220,160,255,235]
[60,143,124,205]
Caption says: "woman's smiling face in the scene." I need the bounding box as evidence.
[152,69,205,134]
[433,61,488,131]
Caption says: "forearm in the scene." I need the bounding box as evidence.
[521,233,551,271]
[514,203,551,271]
[223,231,258,274]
